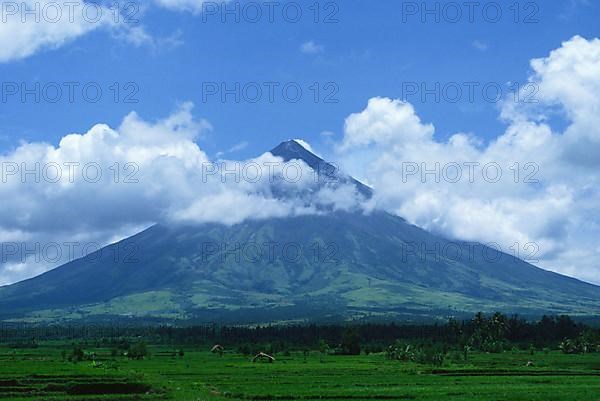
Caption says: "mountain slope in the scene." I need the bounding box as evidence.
[0,141,598,323]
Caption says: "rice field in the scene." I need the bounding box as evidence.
[1,343,599,401]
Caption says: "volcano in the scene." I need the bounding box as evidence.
[0,140,598,324]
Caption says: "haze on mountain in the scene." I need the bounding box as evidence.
[0,140,598,324]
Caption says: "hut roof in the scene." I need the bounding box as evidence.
[252,352,275,363]
[211,344,224,353]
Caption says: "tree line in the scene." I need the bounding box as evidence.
[1,313,598,355]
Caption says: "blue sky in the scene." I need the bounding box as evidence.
[1,0,600,286]
[1,0,598,158]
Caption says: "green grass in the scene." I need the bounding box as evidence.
[1,343,599,400]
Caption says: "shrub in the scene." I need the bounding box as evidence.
[128,341,149,360]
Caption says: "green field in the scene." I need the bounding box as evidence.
[1,343,599,401]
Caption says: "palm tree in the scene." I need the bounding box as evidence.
[463,345,471,362]
[319,340,330,363]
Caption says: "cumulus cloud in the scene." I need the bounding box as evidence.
[341,98,434,150]
[335,36,600,284]
[0,104,361,284]
[0,102,207,282]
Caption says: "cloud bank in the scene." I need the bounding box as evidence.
[335,36,600,284]
[0,104,358,284]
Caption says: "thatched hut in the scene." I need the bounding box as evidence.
[210,344,224,356]
[252,352,275,363]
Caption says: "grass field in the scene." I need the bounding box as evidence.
[1,343,599,401]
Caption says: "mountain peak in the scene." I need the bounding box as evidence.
[270,139,323,165]
[270,139,373,199]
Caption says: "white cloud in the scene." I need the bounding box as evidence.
[293,139,317,155]
[341,97,434,151]
[300,40,325,55]
[335,36,600,285]
[0,0,151,62]
[472,40,489,51]
[227,141,249,153]
[154,0,224,14]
